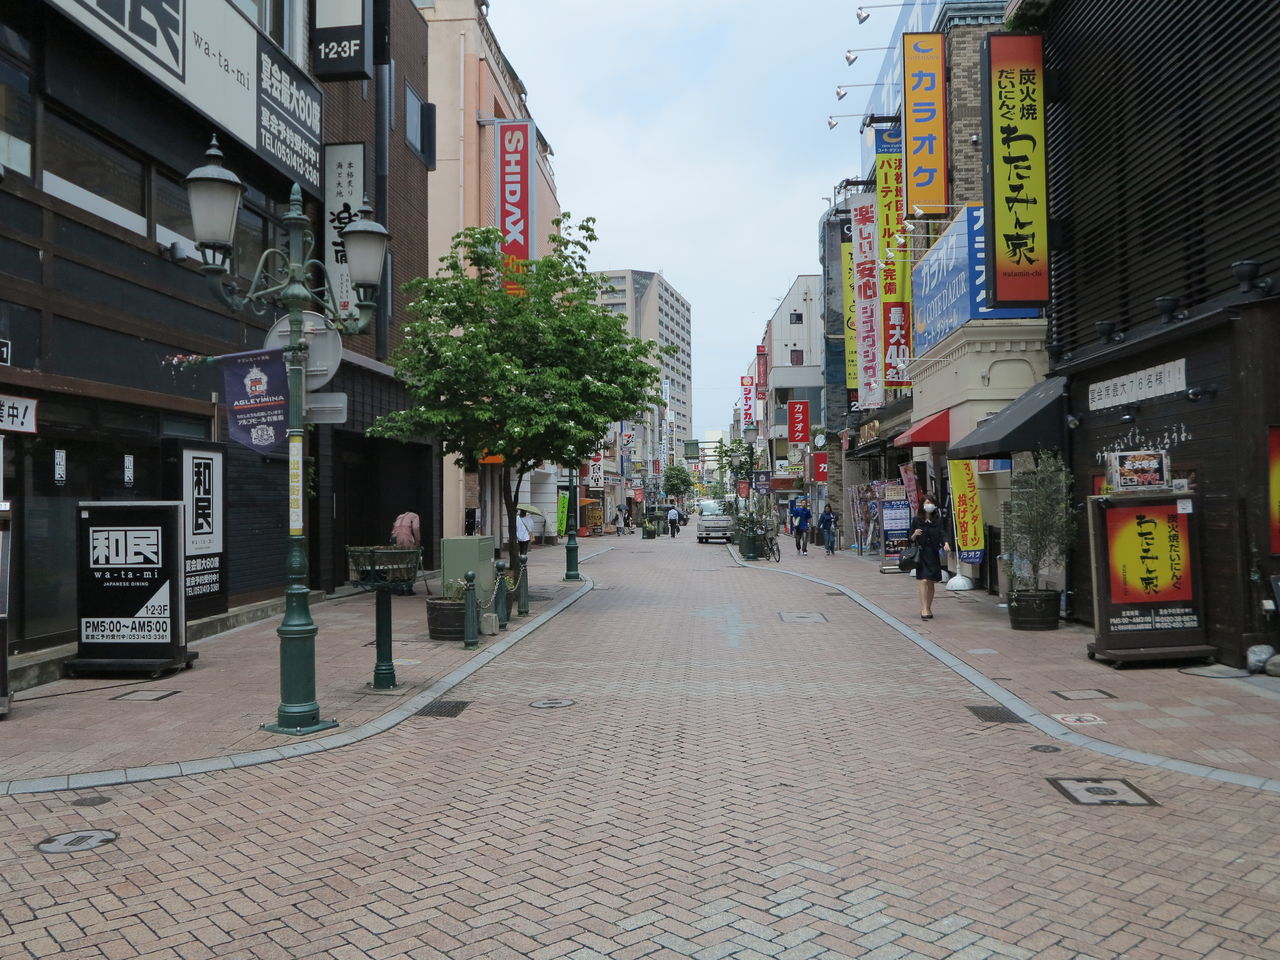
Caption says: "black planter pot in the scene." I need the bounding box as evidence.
[1008,589,1061,631]
[426,598,466,641]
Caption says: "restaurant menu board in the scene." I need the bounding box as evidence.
[1087,494,1210,659]
[881,497,913,570]
[75,502,188,668]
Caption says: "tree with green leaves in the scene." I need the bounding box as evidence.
[661,461,695,500]
[370,216,668,566]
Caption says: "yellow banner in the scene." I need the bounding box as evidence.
[875,128,912,387]
[948,459,985,564]
[841,232,858,390]
[289,435,304,536]
[902,33,948,214]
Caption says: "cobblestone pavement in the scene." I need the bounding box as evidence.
[3,534,1280,959]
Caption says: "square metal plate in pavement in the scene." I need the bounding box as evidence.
[778,612,829,623]
[111,690,180,701]
[1047,777,1158,806]
[1052,689,1115,700]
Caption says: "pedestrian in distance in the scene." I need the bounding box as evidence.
[667,504,681,538]
[909,493,952,620]
[389,510,421,595]
[791,497,812,555]
[614,503,626,536]
[515,508,532,556]
[818,504,837,555]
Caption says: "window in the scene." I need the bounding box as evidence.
[154,173,194,255]
[791,349,804,365]
[405,83,435,168]
[43,112,146,234]
[231,0,286,49]
[790,311,803,324]
[0,37,33,178]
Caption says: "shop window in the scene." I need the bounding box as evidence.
[42,112,145,235]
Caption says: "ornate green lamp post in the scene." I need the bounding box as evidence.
[185,137,389,735]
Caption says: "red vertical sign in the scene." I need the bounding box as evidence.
[495,119,536,295]
[814,452,829,482]
[788,401,810,443]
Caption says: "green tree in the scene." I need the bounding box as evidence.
[371,217,668,566]
[661,461,695,500]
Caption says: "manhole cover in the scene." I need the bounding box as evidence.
[414,700,470,718]
[37,830,118,854]
[779,612,829,623]
[1030,745,1062,753]
[530,699,576,709]
[1052,713,1107,726]
[1053,689,1115,701]
[111,690,180,701]
[967,705,1027,723]
[70,795,112,807]
[1048,777,1158,806]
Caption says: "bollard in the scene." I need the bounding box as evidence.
[495,560,509,630]
[463,570,479,649]
[517,555,530,616]
[371,586,397,689]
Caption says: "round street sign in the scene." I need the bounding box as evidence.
[814,433,827,448]
[264,311,342,391]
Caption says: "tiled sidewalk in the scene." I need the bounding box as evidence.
[746,544,1280,787]
[0,546,595,791]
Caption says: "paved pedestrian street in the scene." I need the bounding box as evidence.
[3,536,1280,960]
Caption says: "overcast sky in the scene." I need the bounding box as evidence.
[484,1,898,438]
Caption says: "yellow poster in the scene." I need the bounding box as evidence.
[947,459,984,564]
[902,33,948,214]
[841,231,858,390]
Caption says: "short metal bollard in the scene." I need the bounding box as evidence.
[495,560,509,630]
[517,556,530,616]
[463,570,479,649]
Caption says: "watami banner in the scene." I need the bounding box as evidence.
[982,33,1050,306]
[495,118,536,295]
[221,349,288,455]
[947,459,985,565]
[902,33,948,215]
[875,128,912,388]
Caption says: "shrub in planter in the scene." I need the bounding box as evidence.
[1004,451,1074,631]
[425,578,466,641]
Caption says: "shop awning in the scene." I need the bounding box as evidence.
[892,409,950,447]
[948,376,1067,460]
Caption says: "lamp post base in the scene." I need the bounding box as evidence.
[564,530,581,580]
[262,718,339,736]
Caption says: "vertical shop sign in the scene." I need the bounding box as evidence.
[741,376,755,427]
[556,490,569,536]
[850,194,883,409]
[1270,427,1280,554]
[756,344,769,395]
[813,452,829,483]
[313,0,373,81]
[947,459,985,565]
[983,33,1050,306]
[788,401,810,443]
[324,143,365,322]
[876,129,912,387]
[902,33,948,214]
[166,442,229,621]
[494,119,536,294]
[839,218,859,391]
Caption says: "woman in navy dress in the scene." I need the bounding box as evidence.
[908,493,951,620]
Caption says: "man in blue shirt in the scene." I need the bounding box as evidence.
[791,498,812,555]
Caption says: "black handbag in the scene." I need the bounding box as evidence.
[898,543,921,572]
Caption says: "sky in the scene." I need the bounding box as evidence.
[483,1,899,438]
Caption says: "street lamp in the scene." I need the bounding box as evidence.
[185,136,389,735]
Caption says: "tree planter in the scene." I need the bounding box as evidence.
[425,598,465,641]
[1008,589,1061,631]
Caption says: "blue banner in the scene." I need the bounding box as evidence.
[221,349,288,454]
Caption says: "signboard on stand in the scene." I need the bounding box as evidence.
[1086,494,1213,665]
[880,496,913,572]
[163,441,228,620]
[67,502,196,676]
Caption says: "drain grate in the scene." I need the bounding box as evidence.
[967,705,1028,724]
[1048,777,1158,806]
[111,690,180,701]
[415,700,470,718]
[37,830,118,854]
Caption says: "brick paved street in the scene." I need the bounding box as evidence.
[3,535,1280,959]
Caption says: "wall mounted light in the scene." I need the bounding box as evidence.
[859,113,900,133]
[1095,318,1125,343]
[1155,295,1187,324]
[845,46,890,65]
[1065,414,1081,429]
[1185,385,1217,402]
[1231,259,1273,295]
[855,3,907,23]
[1118,404,1139,424]
[835,82,886,101]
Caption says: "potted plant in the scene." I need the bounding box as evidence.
[1003,451,1074,631]
[425,578,467,641]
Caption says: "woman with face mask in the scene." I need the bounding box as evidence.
[909,494,952,620]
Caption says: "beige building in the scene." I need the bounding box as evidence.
[418,0,563,538]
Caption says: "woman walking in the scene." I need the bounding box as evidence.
[818,504,837,555]
[908,494,952,620]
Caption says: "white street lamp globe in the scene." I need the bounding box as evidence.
[743,423,759,445]
[184,136,243,249]
[341,198,391,288]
